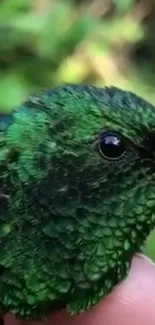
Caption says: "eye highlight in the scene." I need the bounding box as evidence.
[98,131,126,160]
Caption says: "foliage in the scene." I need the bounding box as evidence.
[0,0,154,110]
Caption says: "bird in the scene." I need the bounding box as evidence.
[0,84,155,323]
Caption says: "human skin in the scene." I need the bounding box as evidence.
[4,254,155,325]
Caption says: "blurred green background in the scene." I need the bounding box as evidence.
[0,0,155,258]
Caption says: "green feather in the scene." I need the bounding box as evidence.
[0,84,155,320]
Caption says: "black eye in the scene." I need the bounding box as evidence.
[98,131,126,160]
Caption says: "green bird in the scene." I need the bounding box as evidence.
[0,84,155,323]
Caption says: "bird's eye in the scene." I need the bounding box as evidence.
[98,131,126,160]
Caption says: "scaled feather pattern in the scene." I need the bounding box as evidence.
[0,84,155,320]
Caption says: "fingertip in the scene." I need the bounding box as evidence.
[97,253,155,325]
[50,254,155,325]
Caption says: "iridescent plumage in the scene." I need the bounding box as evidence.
[0,85,155,320]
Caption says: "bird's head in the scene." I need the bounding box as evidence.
[1,84,155,316]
